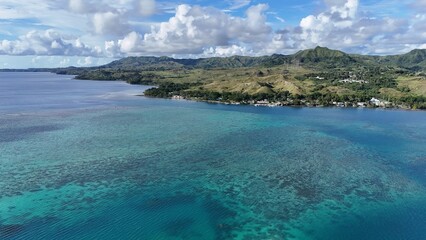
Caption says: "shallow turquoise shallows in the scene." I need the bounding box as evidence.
[1,72,426,240]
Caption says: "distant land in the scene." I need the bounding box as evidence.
[3,46,426,109]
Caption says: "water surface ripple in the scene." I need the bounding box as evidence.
[1,73,426,239]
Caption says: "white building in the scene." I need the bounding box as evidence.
[370,98,381,106]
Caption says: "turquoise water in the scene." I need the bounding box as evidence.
[1,72,426,239]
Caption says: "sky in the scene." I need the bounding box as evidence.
[0,0,426,68]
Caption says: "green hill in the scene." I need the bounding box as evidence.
[292,46,358,67]
[393,49,426,70]
[103,56,186,70]
[293,46,347,59]
[100,54,291,70]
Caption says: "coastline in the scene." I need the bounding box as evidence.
[141,91,418,111]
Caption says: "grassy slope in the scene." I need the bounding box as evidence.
[194,66,312,95]
[141,65,315,96]
[397,76,426,95]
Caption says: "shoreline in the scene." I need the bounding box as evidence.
[141,93,420,111]
[2,71,425,111]
[61,74,424,111]
[141,83,425,111]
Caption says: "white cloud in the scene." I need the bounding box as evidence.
[1,0,426,63]
[0,1,86,34]
[329,0,358,18]
[119,31,141,53]
[202,45,252,57]
[66,0,154,36]
[139,0,156,17]
[77,56,93,66]
[228,0,251,10]
[112,3,271,55]
[244,4,270,36]
[267,0,426,55]
[68,0,90,13]
[92,12,129,35]
[276,17,286,23]
[104,0,421,57]
[67,0,115,14]
[0,55,116,68]
[0,29,101,56]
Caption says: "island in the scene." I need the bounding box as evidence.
[4,46,426,109]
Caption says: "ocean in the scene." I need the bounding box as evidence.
[1,72,425,239]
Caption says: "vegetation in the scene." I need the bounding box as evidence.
[3,46,426,109]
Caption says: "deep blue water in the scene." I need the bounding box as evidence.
[1,72,426,239]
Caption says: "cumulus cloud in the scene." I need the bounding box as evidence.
[109,3,271,55]
[0,29,101,56]
[92,11,129,35]
[104,0,424,57]
[96,0,426,57]
[67,0,131,36]
[296,0,359,48]
[266,0,426,55]
[119,31,142,53]
[1,0,426,62]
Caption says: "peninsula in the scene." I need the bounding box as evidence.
[5,46,426,109]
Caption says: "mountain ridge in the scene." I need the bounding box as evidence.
[2,46,425,72]
[95,46,426,71]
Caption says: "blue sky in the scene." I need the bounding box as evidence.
[0,0,425,68]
